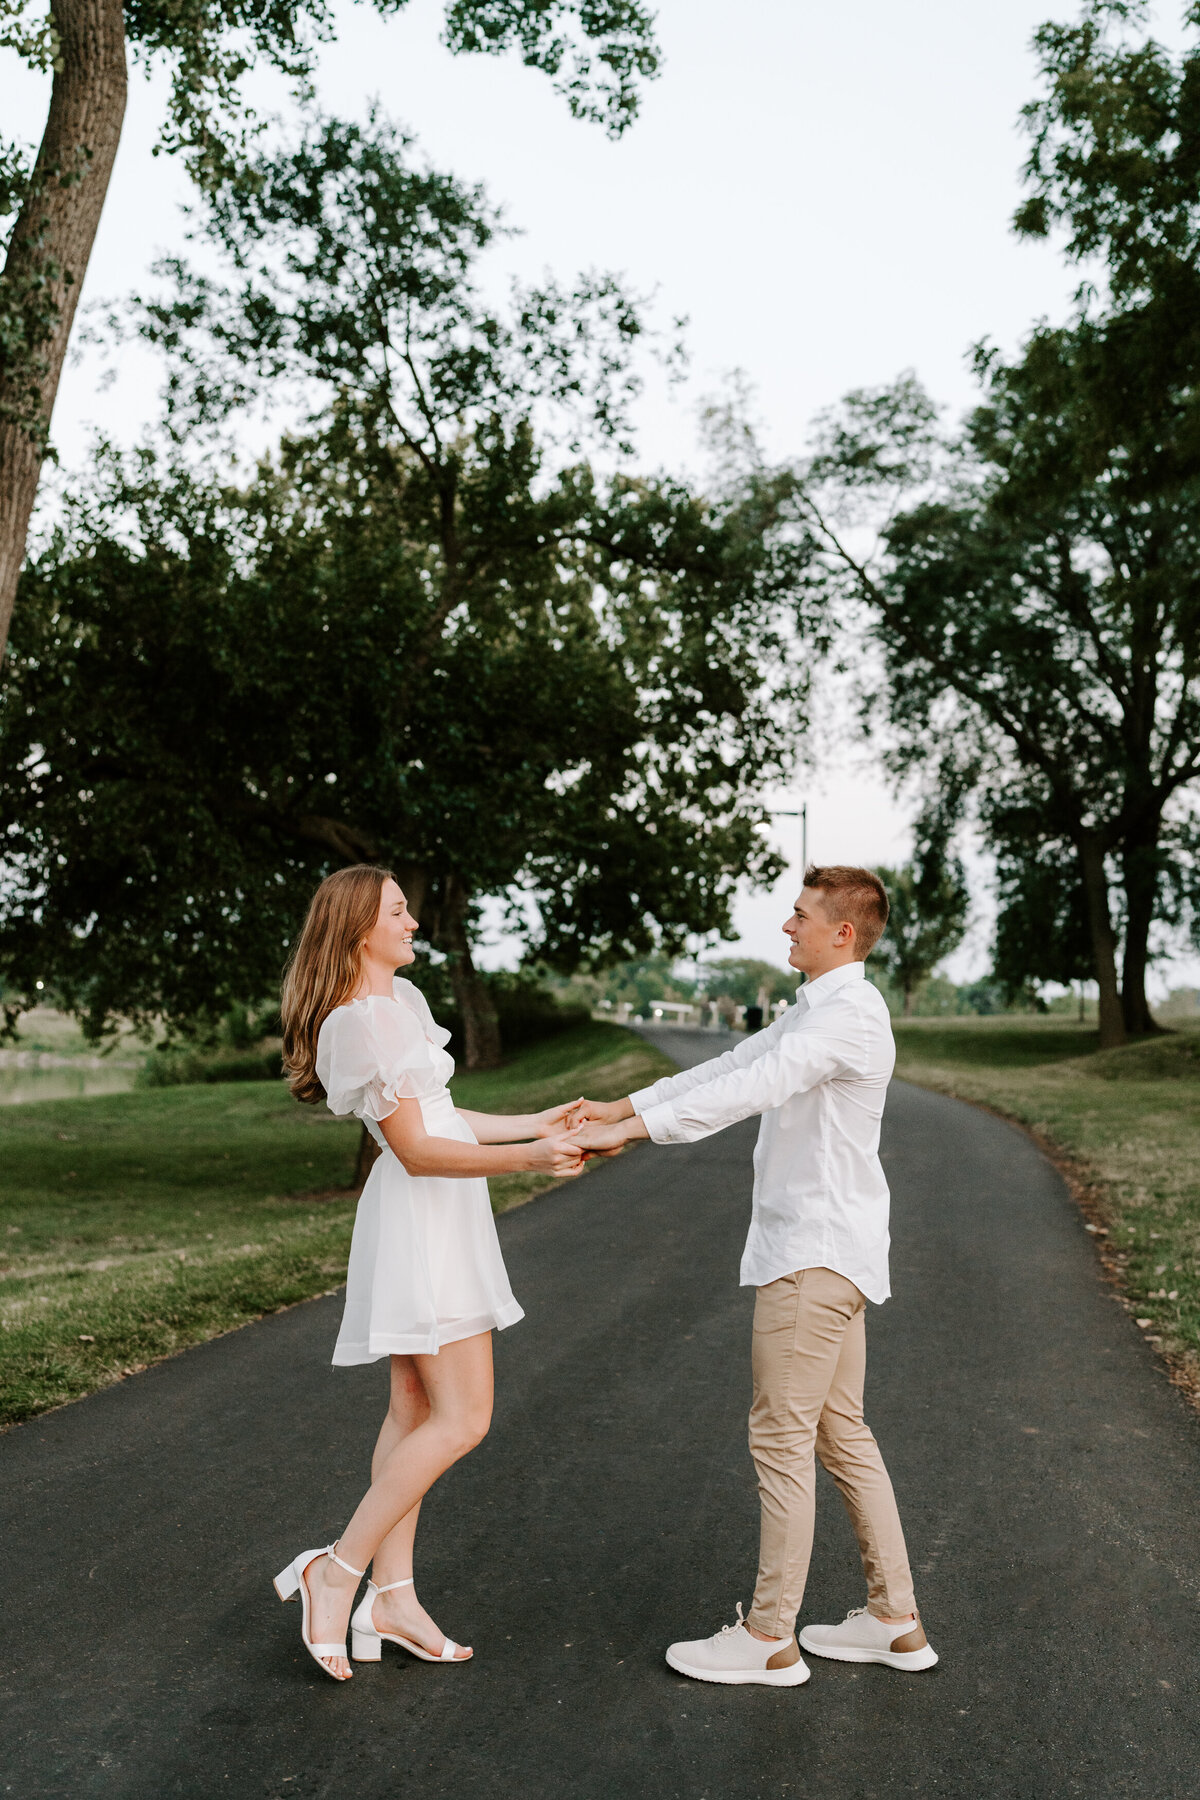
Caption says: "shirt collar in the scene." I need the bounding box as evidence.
[795,961,866,1011]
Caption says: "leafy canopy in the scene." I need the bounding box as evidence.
[1,0,659,202]
[2,112,805,1038]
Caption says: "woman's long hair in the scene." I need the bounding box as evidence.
[281,864,395,1104]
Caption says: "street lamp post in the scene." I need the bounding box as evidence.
[771,802,808,875]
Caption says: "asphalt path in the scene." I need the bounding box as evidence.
[3,1027,1199,1800]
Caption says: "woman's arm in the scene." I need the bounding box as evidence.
[380,1097,583,1179]
[456,1099,581,1145]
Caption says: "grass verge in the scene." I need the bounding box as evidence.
[893,1016,1200,1406]
[0,1022,672,1429]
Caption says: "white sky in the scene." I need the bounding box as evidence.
[6,0,1198,990]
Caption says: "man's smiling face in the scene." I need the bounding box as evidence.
[782,887,854,979]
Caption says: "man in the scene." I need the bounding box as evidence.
[570,865,937,1688]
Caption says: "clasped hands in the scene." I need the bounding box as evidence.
[533,1095,649,1179]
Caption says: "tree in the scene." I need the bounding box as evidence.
[1,423,802,1058]
[697,957,796,1011]
[789,342,1200,1046]
[0,0,660,671]
[777,0,1200,1047]
[5,110,795,1062]
[990,817,1096,1007]
[872,824,970,1016]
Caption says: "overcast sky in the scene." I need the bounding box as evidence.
[7,1,1196,987]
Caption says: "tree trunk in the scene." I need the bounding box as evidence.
[1120,819,1164,1036]
[394,861,430,934]
[902,983,914,1017]
[1077,832,1125,1049]
[0,0,127,668]
[352,1122,380,1191]
[439,875,502,1070]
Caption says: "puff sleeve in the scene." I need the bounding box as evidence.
[316,999,443,1122]
[392,980,453,1055]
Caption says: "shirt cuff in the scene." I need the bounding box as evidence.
[638,1100,688,1144]
[629,1085,660,1116]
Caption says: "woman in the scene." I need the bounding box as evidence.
[276,864,585,1681]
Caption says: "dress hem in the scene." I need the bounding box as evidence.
[332,1300,525,1365]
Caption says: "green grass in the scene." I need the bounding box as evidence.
[0,1022,673,1429]
[893,1016,1200,1401]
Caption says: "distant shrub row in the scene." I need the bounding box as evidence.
[138,1047,285,1088]
[138,973,590,1088]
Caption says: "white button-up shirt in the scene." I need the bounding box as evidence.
[629,962,896,1303]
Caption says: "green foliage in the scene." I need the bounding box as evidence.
[697,956,795,1009]
[593,954,693,1012]
[130,107,660,454]
[774,5,1200,1040]
[1014,0,1200,301]
[138,1047,285,1086]
[387,961,590,1058]
[4,0,658,197]
[872,822,970,1013]
[0,0,658,673]
[954,978,1009,1017]
[439,0,659,136]
[787,305,1200,1035]
[0,115,801,1040]
[992,828,1094,1001]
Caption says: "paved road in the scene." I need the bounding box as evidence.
[3,1028,1199,1800]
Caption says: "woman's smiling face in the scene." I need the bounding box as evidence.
[363,877,419,970]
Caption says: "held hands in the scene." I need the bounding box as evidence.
[528,1132,587,1178]
[562,1094,643,1156]
[568,1114,647,1154]
[525,1095,644,1177]
[533,1098,586,1137]
[564,1096,632,1130]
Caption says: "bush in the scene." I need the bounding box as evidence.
[138,1047,284,1088]
[402,962,589,1059]
[138,972,585,1085]
[442,972,590,1059]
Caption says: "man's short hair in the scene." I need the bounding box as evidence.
[804,864,889,959]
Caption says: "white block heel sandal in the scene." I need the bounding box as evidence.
[351,1576,471,1664]
[273,1543,366,1681]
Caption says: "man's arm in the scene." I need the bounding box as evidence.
[576,1009,792,1128]
[573,1007,863,1150]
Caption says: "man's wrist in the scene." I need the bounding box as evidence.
[617,1095,635,1121]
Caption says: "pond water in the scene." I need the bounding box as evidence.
[0,1056,142,1106]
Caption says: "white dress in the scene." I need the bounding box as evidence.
[316,979,524,1363]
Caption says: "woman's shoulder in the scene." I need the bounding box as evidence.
[318,991,420,1042]
[392,977,429,1010]
[392,979,452,1051]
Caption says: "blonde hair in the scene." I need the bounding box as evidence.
[804,864,890,958]
[281,864,394,1103]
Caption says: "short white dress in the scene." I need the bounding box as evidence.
[316,978,524,1363]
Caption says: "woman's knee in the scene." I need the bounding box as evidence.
[439,1405,492,1459]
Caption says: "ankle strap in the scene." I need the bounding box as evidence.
[327,1542,366,1580]
[373,1576,414,1593]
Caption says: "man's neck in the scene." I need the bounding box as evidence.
[796,954,860,985]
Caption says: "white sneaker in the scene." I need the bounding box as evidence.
[665,1602,810,1687]
[799,1606,938,1670]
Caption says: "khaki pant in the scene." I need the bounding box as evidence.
[747,1265,917,1637]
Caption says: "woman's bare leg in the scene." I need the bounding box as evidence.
[368,1355,430,1573]
[305,1332,494,1674]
